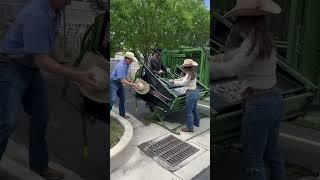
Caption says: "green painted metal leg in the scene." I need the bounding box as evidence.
[82,112,89,159]
[146,109,182,135]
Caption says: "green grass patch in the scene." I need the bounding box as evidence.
[110,117,125,148]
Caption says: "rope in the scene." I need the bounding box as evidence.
[149,84,173,101]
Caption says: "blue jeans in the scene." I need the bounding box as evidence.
[0,61,49,172]
[185,89,200,129]
[242,88,286,180]
[109,80,126,116]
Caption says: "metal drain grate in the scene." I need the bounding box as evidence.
[145,135,199,167]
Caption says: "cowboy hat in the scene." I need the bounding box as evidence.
[224,0,281,18]
[80,66,108,104]
[152,48,162,55]
[133,78,150,95]
[123,52,138,62]
[181,59,198,68]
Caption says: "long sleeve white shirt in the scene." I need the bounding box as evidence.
[173,73,197,91]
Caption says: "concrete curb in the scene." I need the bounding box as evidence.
[110,111,134,172]
[0,156,44,180]
[5,139,85,180]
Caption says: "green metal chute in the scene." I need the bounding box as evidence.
[133,48,209,134]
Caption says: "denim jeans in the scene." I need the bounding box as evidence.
[242,88,286,180]
[0,61,49,172]
[185,89,200,129]
[109,80,126,116]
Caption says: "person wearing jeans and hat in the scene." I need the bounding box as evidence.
[110,52,140,119]
[211,0,286,180]
[169,59,200,132]
[0,0,99,179]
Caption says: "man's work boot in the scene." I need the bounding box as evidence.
[181,127,193,132]
[121,115,131,119]
[36,167,64,180]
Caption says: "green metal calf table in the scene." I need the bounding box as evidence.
[134,64,209,134]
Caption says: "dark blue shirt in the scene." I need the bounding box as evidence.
[111,60,129,81]
[0,0,61,65]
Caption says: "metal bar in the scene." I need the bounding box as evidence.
[147,109,181,135]
[298,0,320,84]
[81,111,89,159]
[277,60,318,91]
[286,0,303,69]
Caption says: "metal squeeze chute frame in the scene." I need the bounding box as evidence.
[211,12,319,145]
[162,47,210,87]
[134,57,209,135]
[60,10,108,158]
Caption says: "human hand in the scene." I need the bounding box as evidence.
[72,71,99,90]
[158,70,164,74]
[132,83,140,90]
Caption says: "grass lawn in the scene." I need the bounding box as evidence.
[110,117,124,148]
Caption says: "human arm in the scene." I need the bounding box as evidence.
[211,38,258,80]
[23,15,97,88]
[120,78,138,89]
[171,73,191,86]
[34,55,97,88]
[160,61,167,74]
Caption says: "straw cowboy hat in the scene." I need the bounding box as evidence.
[79,52,109,104]
[133,78,150,95]
[181,59,198,68]
[123,52,138,62]
[80,66,108,104]
[224,0,282,18]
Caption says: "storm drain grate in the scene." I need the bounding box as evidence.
[145,135,199,167]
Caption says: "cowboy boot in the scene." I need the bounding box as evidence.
[181,127,193,132]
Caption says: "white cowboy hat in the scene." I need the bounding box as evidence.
[181,59,198,68]
[224,0,281,18]
[80,66,108,104]
[122,52,138,62]
[133,78,150,95]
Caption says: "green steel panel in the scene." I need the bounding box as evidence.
[286,0,303,69]
[299,0,320,84]
[161,47,210,87]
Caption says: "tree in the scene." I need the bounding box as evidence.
[111,0,210,61]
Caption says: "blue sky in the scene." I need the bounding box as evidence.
[205,0,210,10]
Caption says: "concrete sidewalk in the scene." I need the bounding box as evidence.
[0,156,43,180]
[0,139,84,180]
[110,107,210,180]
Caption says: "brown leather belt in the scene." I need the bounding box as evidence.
[241,87,274,100]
